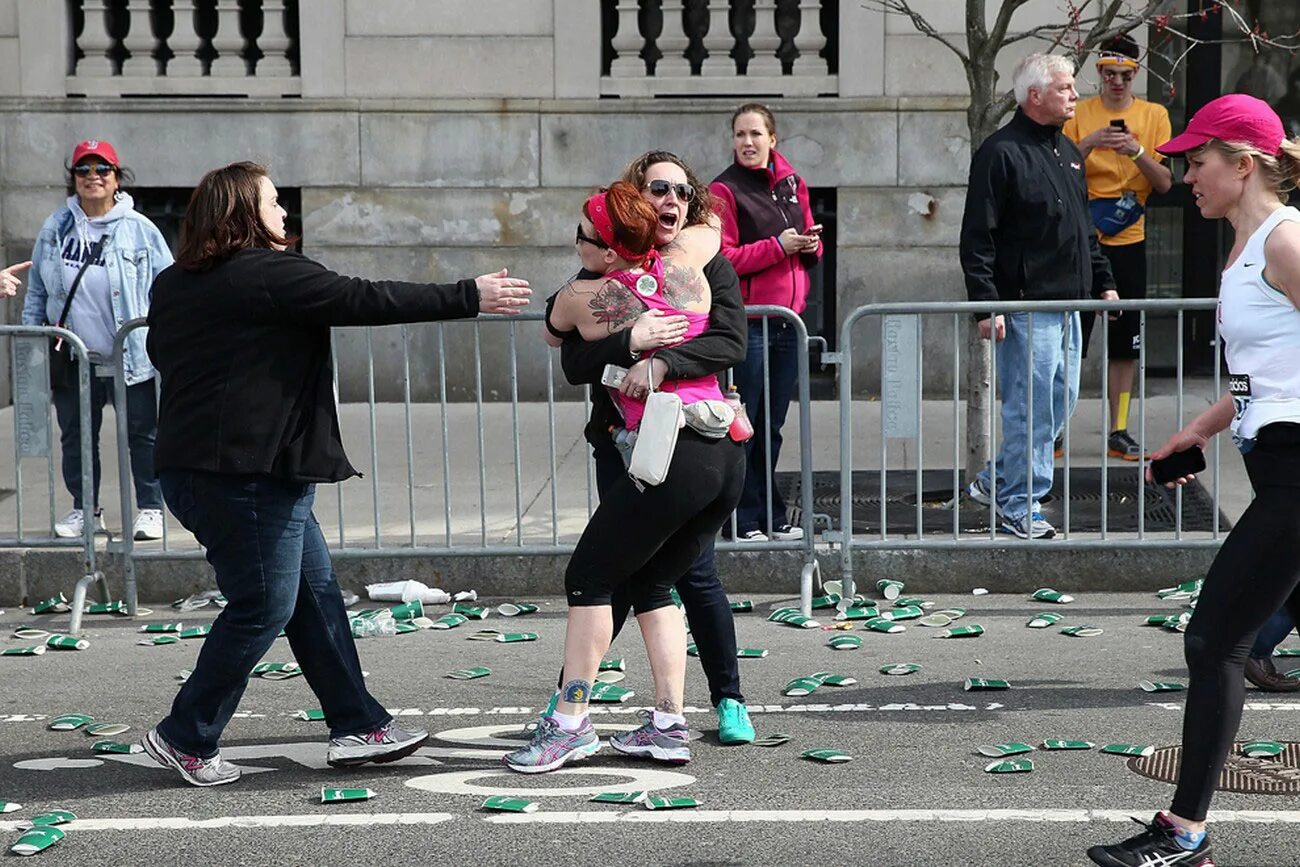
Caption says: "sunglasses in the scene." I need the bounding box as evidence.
[72,163,115,178]
[644,179,696,202]
[576,224,608,249]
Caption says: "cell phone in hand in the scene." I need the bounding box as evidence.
[1150,446,1206,485]
[601,364,628,389]
[1109,119,1127,132]
[806,224,823,235]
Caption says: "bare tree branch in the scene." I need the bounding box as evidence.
[985,0,1035,57]
[862,0,972,65]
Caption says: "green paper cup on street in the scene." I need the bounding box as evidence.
[0,802,21,814]
[669,588,683,608]
[447,666,491,680]
[835,606,879,621]
[45,634,88,651]
[253,662,300,677]
[984,758,1034,774]
[736,648,768,659]
[936,607,967,619]
[964,677,1010,691]
[32,593,69,615]
[810,593,841,610]
[1042,739,1095,750]
[895,597,933,610]
[85,722,129,737]
[22,810,74,827]
[85,600,126,615]
[322,787,376,803]
[936,624,984,639]
[2,645,46,656]
[1144,615,1176,627]
[880,663,920,676]
[389,599,424,621]
[482,796,538,813]
[881,605,923,622]
[1274,647,1300,657]
[828,634,862,651]
[977,742,1035,758]
[876,579,904,601]
[685,642,699,657]
[802,749,852,763]
[590,683,635,703]
[811,672,857,687]
[139,622,183,633]
[93,740,142,754]
[917,613,953,628]
[296,709,326,722]
[495,632,538,643]
[590,791,646,804]
[452,603,489,620]
[10,826,64,856]
[864,617,905,634]
[1101,743,1155,758]
[783,677,821,697]
[498,602,539,617]
[467,630,502,642]
[49,713,94,731]
[1138,680,1185,693]
[13,627,49,640]
[728,599,754,613]
[599,658,625,672]
[1242,740,1285,758]
[1157,579,1202,600]
[394,621,419,634]
[644,796,701,810]
[138,635,179,646]
[1060,625,1104,638]
[753,733,791,747]
[781,614,821,629]
[595,669,626,684]
[1032,588,1074,604]
[179,625,211,640]
[1027,612,1062,628]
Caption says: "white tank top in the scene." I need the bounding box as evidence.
[1218,205,1300,450]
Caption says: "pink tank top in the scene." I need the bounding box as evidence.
[605,267,724,431]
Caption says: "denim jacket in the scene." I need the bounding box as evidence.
[22,194,173,385]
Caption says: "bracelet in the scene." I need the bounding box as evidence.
[1128,144,1145,161]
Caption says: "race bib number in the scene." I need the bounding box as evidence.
[1229,373,1253,453]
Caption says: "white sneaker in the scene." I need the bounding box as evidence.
[133,508,165,541]
[54,508,106,539]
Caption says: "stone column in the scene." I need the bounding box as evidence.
[656,0,691,77]
[166,1,205,77]
[700,0,734,77]
[790,0,827,78]
[609,0,645,79]
[209,0,246,77]
[747,0,781,76]
[256,0,293,77]
[76,0,117,76]
[121,0,158,78]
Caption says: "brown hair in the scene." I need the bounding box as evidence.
[584,180,658,260]
[731,103,777,138]
[175,161,296,271]
[1191,137,1300,200]
[621,150,717,229]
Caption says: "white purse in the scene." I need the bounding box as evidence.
[627,377,683,489]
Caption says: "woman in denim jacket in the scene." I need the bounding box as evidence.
[21,139,172,541]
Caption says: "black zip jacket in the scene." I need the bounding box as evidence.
[147,248,479,483]
[960,109,1116,319]
[552,253,745,450]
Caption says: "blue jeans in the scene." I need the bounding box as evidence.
[156,471,390,758]
[733,320,800,534]
[976,312,1081,520]
[1250,608,1296,659]
[52,374,162,511]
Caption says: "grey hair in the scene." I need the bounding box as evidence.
[1013,53,1075,105]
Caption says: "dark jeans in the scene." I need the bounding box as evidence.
[156,470,390,758]
[52,374,162,511]
[1250,608,1296,659]
[558,442,744,706]
[733,320,800,534]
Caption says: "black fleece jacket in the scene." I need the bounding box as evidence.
[555,253,746,450]
[960,109,1115,320]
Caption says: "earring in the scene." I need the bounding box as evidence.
[113,190,125,202]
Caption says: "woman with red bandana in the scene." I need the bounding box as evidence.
[710,103,822,543]
[507,182,745,773]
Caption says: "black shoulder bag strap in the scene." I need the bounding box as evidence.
[52,238,103,352]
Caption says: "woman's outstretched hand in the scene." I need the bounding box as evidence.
[0,261,32,297]
[629,309,689,352]
[475,269,532,314]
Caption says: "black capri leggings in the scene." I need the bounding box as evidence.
[1172,422,1300,821]
[565,430,745,614]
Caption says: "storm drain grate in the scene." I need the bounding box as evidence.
[1128,743,1300,795]
[779,468,1230,535]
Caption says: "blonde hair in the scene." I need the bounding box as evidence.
[1013,54,1075,106]
[1192,137,1300,200]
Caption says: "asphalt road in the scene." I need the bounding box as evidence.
[1,591,1296,866]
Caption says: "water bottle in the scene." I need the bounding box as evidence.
[724,386,754,442]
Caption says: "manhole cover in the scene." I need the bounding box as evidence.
[1128,743,1300,794]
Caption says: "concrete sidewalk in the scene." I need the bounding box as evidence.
[0,378,1242,605]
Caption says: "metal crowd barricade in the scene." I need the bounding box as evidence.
[113,307,821,616]
[831,297,1221,602]
[2,325,108,635]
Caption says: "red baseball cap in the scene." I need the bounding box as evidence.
[71,139,120,167]
[1158,94,1284,156]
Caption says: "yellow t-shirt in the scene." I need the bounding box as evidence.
[1063,96,1173,246]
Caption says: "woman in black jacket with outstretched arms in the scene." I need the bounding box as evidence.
[141,160,530,787]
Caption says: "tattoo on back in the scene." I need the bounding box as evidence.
[587,279,645,333]
[661,260,706,308]
[562,680,591,704]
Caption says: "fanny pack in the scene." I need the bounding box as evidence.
[682,399,734,439]
[1089,191,1144,237]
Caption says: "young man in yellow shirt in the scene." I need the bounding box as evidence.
[1063,36,1173,461]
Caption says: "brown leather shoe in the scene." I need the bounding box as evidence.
[1245,656,1300,692]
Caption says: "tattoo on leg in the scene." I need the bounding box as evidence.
[562,680,591,703]
[655,698,680,714]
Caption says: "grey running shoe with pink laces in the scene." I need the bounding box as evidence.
[326,721,429,768]
[142,726,241,787]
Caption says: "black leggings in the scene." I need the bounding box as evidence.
[565,430,745,614]
[1172,423,1300,821]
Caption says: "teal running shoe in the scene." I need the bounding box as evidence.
[716,698,755,745]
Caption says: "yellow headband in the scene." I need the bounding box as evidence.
[1097,52,1139,71]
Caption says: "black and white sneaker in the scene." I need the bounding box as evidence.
[769,523,804,541]
[735,529,768,543]
[1087,812,1213,866]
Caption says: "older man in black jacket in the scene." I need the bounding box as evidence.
[960,52,1118,540]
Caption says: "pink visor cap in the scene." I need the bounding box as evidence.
[1158,93,1285,157]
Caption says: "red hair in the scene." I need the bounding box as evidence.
[584,180,657,261]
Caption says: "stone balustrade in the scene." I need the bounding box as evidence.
[603,0,836,97]
[67,0,299,97]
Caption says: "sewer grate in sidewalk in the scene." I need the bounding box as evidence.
[778,468,1229,535]
[1128,743,1300,795]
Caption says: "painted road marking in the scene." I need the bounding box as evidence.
[3,809,1300,834]
[405,767,696,798]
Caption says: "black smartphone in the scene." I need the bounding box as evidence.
[1110,119,1127,132]
[1150,446,1206,485]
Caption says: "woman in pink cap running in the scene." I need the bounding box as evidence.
[1088,94,1300,867]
